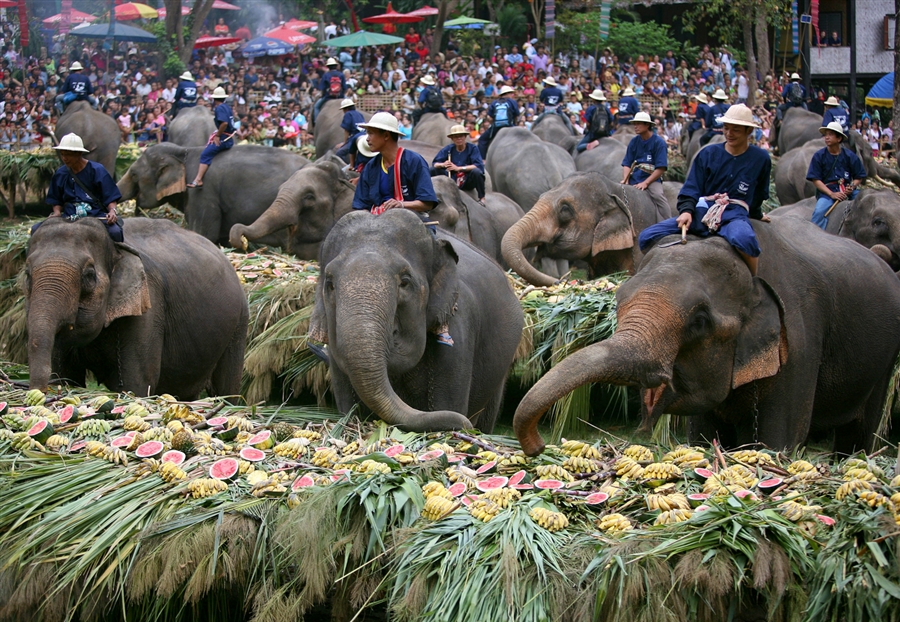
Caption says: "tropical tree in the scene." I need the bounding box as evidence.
[163,0,217,64]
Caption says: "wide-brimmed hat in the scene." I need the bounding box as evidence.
[694,93,708,104]
[447,124,468,137]
[589,89,607,101]
[211,87,228,99]
[542,76,557,87]
[356,135,376,158]
[790,72,801,80]
[54,133,89,153]
[718,104,759,128]
[358,111,401,135]
[712,88,728,100]
[421,74,436,86]
[326,57,339,66]
[819,120,846,140]
[621,87,635,96]
[499,85,515,96]
[69,61,83,71]
[179,71,194,81]
[339,98,356,109]
[630,111,655,125]
[824,96,840,106]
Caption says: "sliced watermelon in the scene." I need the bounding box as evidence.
[135,440,165,458]
[448,482,467,497]
[27,420,53,444]
[217,427,239,441]
[110,436,133,448]
[248,430,274,449]
[534,479,565,490]
[292,474,316,490]
[508,470,530,487]
[733,489,757,501]
[693,467,714,480]
[68,439,87,453]
[417,449,445,461]
[475,476,509,492]
[512,483,534,490]
[687,493,710,507]
[384,444,405,458]
[240,447,266,462]
[460,495,478,507]
[475,460,498,474]
[694,505,711,512]
[210,458,239,480]
[161,450,186,465]
[446,455,463,463]
[329,474,349,483]
[816,514,836,526]
[0,401,7,416]
[57,404,78,424]
[584,492,609,505]
[207,416,228,428]
[111,406,126,415]
[757,477,782,493]
[124,430,139,438]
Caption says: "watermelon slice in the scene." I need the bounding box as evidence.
[110,436,133,448]
[207,416,228,428]
[585,492,609,505]
[57,404,78,424]
[508,470,530,487]
[512,483,534,490]
[687,493,710,507]
[460,495,478,507]
[448,482,467,497]
[757,477,782,493]
[27,420,53,444]
[135,440,164,458]
[217,427,239,441]
[68,439,87,452]
[210,458,239,480]
[292,474,316,490]
[248,430,274,450]
[384,444,405,458]
[240,447,266,462]
[111,406,126,415]
[0,401,7,416]
[475,476,508,492]
[124,430,139,438]
[534,479,565,490]
[733,489,757,501]
[694,505,711,512]
[475,460,498,474]
[446,455,463,463]
[693,467,714,480]
[816,514,836,526]
[161,450,186,465]
[417,449,445,461]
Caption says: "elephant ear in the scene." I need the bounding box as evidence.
[732,277,788,389]
[426,238,459,331]
[308,268,328,344]
[155,154,187,201]
[592,193,635,255]
[106,243,152,326]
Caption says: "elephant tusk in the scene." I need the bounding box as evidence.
[875,175,897,188]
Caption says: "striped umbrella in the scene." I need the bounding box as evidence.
[42,9,96,25]
[114,2,158,21]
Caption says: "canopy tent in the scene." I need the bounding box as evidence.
[866,73,894,108]
[42,10,97,26]
[443,16,493,29]
[284,19,317,30]
[114,3,158,21]
[0,1,16,8]
[194,35,241,49]
[241,36,293,58]
[69,21,157,42]
[320,30,404,47]
[363,3,423,24]
[406,6,440,17]
[263,27,316,46]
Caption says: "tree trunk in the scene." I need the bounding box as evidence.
[894,0,900,159]
[743,16,759,107]
[179,0,216,64]
[755,9,770,82]
[164,0,184,60]
[431,0,451,62]
[530,0,544,40]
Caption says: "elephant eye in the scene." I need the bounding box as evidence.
[557,202,574,224]
[324,277,335,292]
[685,309,711,339]
[399,274,412,288]
[23,270,31,293]
[873,217,887,229]
[82,267,97,292]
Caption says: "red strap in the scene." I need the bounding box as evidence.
[393,147,404,201]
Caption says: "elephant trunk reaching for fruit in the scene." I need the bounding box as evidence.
[229,189,300,250]
[501,201,561,287]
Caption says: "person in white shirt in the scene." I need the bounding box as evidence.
[736,68,749,104]
[161,79,176,103]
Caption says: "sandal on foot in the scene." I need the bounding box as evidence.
[477,198,486,206]
[186,181,203,188]
[436,332,454,347]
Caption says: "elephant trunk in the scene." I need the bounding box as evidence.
[875,162,900,187]
[229,190,300,250]
[501,201,559,287]
[117,169,136,201]
[333,283,472,432]
[26,265,80,390]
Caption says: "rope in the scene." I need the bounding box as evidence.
[699,193,749,232]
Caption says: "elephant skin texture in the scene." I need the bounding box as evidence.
[117,143,310,246]
[167,106,217,148]
[26,218,247,399]
[777,107,824,155]
[55,101,121,176]
[309,209,523,432]
[513,215,900,456]
[411,113,455,147]
[314,99,371,159]
[531,114,578,153]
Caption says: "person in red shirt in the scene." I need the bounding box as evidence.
[234,24,251,41]
[404,27,420,47]
[416,41,429,61]
[214,18,230,37]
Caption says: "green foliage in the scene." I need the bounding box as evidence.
[148,21,187,79]
[681,0,793,51]
[497,4,528,46]
[604,20,683,62]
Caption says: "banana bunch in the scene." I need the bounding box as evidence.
[86,441,129,465]
[835,479,874,501]
[226,416,254,432]
[842,458,877,474]
[455,441,474,452]
[472,450,498,464]
[167,420,185,434]
[711,465,757,489]
[498,453,528,468]
[0,428,15,441]
[125,433,144,452]
[1,414,25,430]
[534,464,574,482]
[158,461,187,483]
[274,437,310,459]
[197,439,233,456]
[123,415,150,432]
[778,499,822,521]
[468,498,501,522]
[482,487,521,509]
[422,481,455,501]
[74,419,111,438]
[562,455,598,475]
[623,444,653,462]
[363,438,391,454]
[600,482,623,501]
[662,447,709,469]
[60,396,81,406]
[422,496,456,520]
[88,396,115,412]
[614,456,645,480]
[162,403,189,423]
[647,492,690,512]
[31,406,58,424]
[250,479,287,497]
[643,462,682,483]
[341,440,361,456]
[560,440,602,460]
[445,467,478,490]
[24,389,46,407]
[529,507,569,532]
[293,429,322,442]
[598,513,631,535]
[236,459,255,475]
[10,432,43,452]
[311,446,339,467]
[134,459,161,478]
[730,449,773,465]
[124,403,150,419]
[427,442,455,455]
[653,509,693,526]
[45,434,70,449]
[843,468,878,482]
[856,490,892,509]
[286,494,302,510]
[395,452,417,466]
[358,459,392,476]
[890,475,900,488]
[787,460,816,475]
[187,478,228,499]
[142,427,173,443]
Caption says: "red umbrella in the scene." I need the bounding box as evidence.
[264,27,316,46]
[284,19,317,30]
[114,2,158,20]
[211,0,241,9]
[406,6,440,17]
[362,2,423,24]
[0,1,16,8]
[42,9,97,25]
[156,5,190,18]
[194,35,242,48]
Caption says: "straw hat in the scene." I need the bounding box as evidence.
[326,57,339,66]
[356,135,376,158]
[421,74,436,86]
[790,72,801,81]
[340,98,356,109]
[824,96,840,106]
[694,93,708,104]
[211,87,228,99]
[179,71,194,81]
[499,85,515,96]
[589,89,607,101]
[69,61,83,71]
[447,124,468,137]
[819,120,846,140]
[54,133,89,153]
[718,104,759,128]
[542,76,557,87]
[621,87,635,97]
[358,111,402,135]
[712,88,728,100]
[630,111,655,125]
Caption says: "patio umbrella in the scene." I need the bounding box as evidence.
[114,3,158,21]
[0,1,16,8]
[407,6,440,17]
[264,27,316,46]
[362,3,423,24]
[156,6,190,18]
[68,21,158,42]
[211,0,241,9]
[42,9,97,25]
[443,16,493,29]
[194,35,242,49]
[241,36,293,58]
[284,19,317,30]
[321,30,404,47]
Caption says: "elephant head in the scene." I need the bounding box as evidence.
[308,209,471,431]
[25,219,151,389]
[513,235,788,456]
[117,143,189,209]
[228,160,356,251]
[501,173,636,286]
[846,131,900,186]
[839,189,900,271]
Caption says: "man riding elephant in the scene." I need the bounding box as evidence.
[54,62,98,113]
[187,87,234,189]
[171,71,198,120]
[413,74,445,125]
[687,93,709,140]
[537,76,572,132]
[616,87,640,126]
[481,84,518,157]
[313,57,346,125]
[821,96,849,133]
[430,124,487,205]
[576,89,614,153]
[699,89,729,147]
[621,112,669,222]
[337,97,365,152]
[807,121,866,230]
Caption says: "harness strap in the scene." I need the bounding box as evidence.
[700,193,749,232]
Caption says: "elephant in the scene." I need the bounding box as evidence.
[485,127,576,212]
[776,107,824,155]
[308,209,524,432]
[410,112,455,147]
[501,172,675,286]
[400,139,442,164]
[54,101,121,176]
[610,123,636,145]
[25,217,248,398]
[117,143,310,245]
[531,114,578,152]
[513,215,900,456]
[575,137,626,181]
[167,106,217,147]
[681,128,724,172]
[314,99,372,159]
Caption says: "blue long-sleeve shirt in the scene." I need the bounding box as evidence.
[806,146,866,198]
[340,109,365,133]
[678,143,771,219]
[432,143,484,174]
[61,73,93,99]
[174,80,198,105]
[622,133,668,185]
[488,98,518,127]
[706,103,730,131]
[822,107,850,133]
[46,161,121,210]
[353,149,438,210]
[319,70,346,99]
